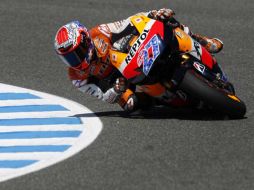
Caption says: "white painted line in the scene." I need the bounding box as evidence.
[0,99,58,106]
[0,152,63,161]
[0,111,79,119]
[0,138,79,146]
[0,124,85,133]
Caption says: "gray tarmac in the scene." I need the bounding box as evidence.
[0,0,254,189]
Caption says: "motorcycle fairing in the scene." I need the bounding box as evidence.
[174,27,214,69]
[109,15,218,84]
[109,16,165,81]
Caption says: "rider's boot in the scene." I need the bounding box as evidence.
[191,34,224,54]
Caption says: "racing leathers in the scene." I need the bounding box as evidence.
[68,8,224,112]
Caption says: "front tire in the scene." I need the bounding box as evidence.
[179,70,246,118]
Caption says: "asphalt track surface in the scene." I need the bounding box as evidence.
[0,0,254,189]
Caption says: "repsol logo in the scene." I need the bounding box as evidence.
[125,29,150,64]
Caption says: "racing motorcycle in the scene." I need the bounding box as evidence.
[108,15,246,118]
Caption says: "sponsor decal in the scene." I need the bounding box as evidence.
[94,37,109,54]
[134,18,142,23]
[98,24,111,38]
[175,31,183,39]
[137,35,160,75]
[193,62,205,73]
[112,53,117,62]
[113,20,126,30]
[194,41,201,56]
[188,40,203,61]
[125,29,150,64]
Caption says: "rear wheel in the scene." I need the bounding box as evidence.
[178,70,246,118]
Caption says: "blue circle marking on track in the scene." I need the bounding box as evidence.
[0,83,103,182]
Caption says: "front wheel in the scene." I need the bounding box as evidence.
[178,70,246,118]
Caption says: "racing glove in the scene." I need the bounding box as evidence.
[149,8,175,21]
[72,79,103,99]
[149,8,180,28]
[102,77,127,104]
[102,87,121,104]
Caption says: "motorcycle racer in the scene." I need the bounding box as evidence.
[54,8,224,112]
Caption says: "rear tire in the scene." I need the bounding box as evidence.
[179,70,246,118]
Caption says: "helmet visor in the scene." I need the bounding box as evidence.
[58,41,89,68]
